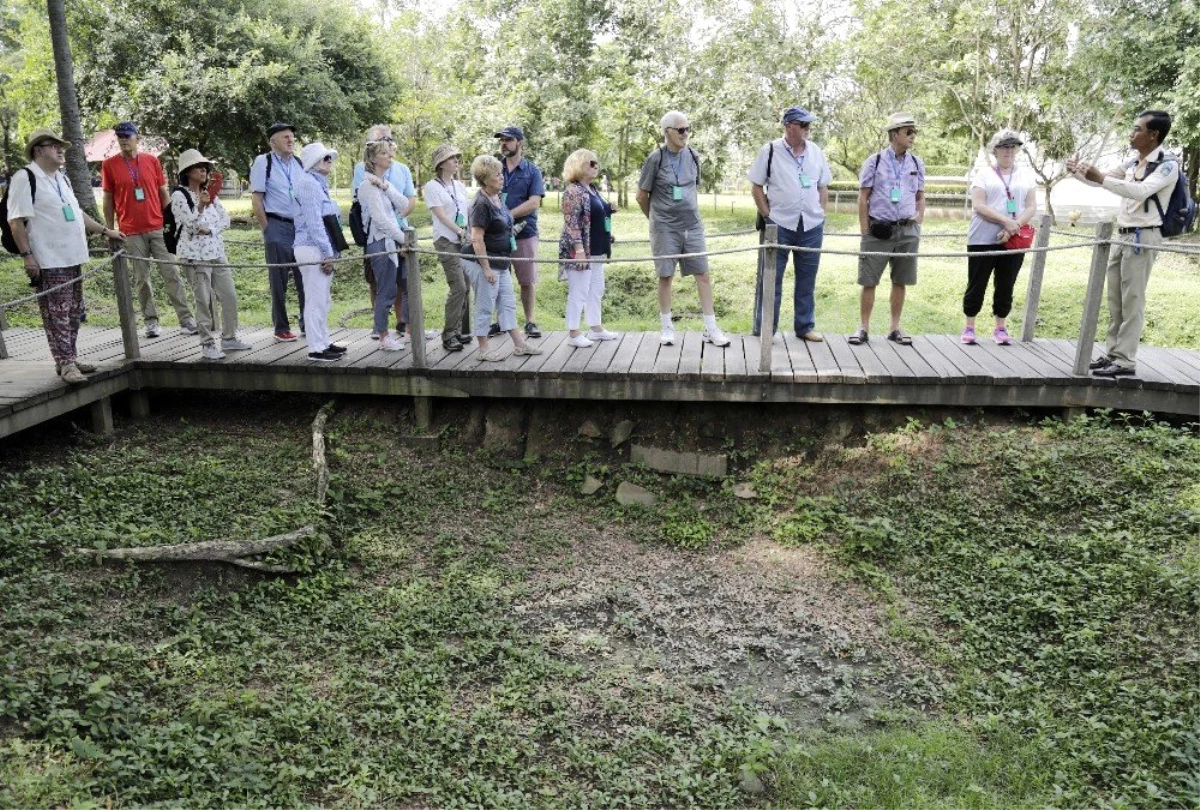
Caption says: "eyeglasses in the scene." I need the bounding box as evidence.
[903,128,917,136]
[588,160,599,168]
[669,127,691,135]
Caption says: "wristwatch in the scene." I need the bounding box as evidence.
[19,251,32,258]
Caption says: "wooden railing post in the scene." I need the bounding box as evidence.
[1072,222,1113,375]
[404,227,426,370]
[1020,213,1053,342]
[0,305,9,359]
[758,223,778,373]
[112,246,140,361]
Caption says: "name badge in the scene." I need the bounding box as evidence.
[604,216,612,233]
[800,174,812,189]
[62,205,76,222]
[890,187,902,203]
[134,187,145,201]
[672,185,683,201]
[1006,199,1017,214]
[500,192,508,204]
[454,212,466,227]
[509,235,517,251]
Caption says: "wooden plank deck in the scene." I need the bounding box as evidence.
[2,326,1198,438]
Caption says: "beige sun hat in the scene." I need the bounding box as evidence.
[177,149,214,175]
[25,129,70,160]
[885,113,918,133]
[431,144,462,171]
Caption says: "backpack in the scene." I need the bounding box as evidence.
[649,145,701,193]
[0,168,36,254]
[755,143,775,231]
[1139,156,1196,238]
[348,189,367,247]
[162,186,193,254]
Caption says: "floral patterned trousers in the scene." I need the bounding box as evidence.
[36,265,82,369]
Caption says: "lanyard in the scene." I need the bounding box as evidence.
[121,154,142,187]
[993,165,1015,199]
[888,149,907,194]
[790,146,807,179]
[667,148,685,185]
[437,177,460,218]
[271,154,294,194]
[51,173,70,204]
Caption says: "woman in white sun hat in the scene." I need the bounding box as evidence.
[293,141,348,362]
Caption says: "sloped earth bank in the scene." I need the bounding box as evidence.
[1,392,1195,809]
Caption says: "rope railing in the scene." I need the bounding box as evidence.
[1,251,120,310]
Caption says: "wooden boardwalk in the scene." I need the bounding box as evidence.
[2,324,1197,438]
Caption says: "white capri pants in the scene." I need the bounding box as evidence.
[295,245,333,353]
[565,261,606,331]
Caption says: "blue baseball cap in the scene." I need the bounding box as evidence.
[781,107,817,125]
[494,125,525,141]
[113,121,139,136]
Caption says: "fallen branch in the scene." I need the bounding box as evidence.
[73,526,315,572]
[313,399,337,505]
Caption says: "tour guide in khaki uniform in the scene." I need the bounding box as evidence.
[8,129,124,383]
[1068,110,1179,378]
[850,113,926,347]
[635,110,731,348]
[101,121,195,339]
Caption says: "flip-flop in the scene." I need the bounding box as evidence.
[848,328,868,345]
[886,329,913,346]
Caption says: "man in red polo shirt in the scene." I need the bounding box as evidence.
[101,121,194,338]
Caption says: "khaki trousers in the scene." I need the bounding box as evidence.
[184,261,239,345]
[1104,228,1161,369]
[125,230,193,326]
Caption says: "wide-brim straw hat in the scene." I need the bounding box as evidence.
[177,148,214,175]
[885,113,918,133]
[25,129,70,161]
[431,144,462,170]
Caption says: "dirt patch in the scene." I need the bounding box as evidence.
[515,531,934,730]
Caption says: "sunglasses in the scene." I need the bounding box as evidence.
[669,126,691,135]
[589,160,599,168]
[786,121,812,128]
[322,155,334,162]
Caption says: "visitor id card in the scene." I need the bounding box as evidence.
[134,187,145,201]
[500,192,508,204]
[509,235,517,251]
[1006,199,1017,214]
[604,216,612,233]
[62,205,76,222]
[890,187,902,203]
[799,174,812,189]
[455,213,466,227]
[672,185,683,201]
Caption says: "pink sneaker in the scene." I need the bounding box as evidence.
[961,326,977,345]
[993,327,1012,345]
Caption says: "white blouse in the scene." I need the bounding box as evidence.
[170,189,230,262]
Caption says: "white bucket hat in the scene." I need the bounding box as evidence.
[300,142,338,171]
[176,149,214,175]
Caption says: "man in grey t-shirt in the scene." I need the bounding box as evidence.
[635,110,730,347]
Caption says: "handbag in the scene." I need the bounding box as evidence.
[322,214,349,253]
[1004,223,1035,250]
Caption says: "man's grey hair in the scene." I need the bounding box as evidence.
[660,111,689,131]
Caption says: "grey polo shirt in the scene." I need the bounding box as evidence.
[638,146,702,233]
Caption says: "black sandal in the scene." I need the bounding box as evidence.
[848,328,869,345]
[886,329,913,346]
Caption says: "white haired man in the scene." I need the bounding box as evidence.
[635,111,730,347]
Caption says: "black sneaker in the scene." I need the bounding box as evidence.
[442,337,464,352]
[325,344,348,355]
[524,321,542,338]
[457,333,473,344]
[1088,356,1114,370]
[488,323,502,337]
[308,349,341,362]
[1092,363,1134,378]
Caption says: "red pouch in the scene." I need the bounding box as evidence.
[1004,224,1035,250]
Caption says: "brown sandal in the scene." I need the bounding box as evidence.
[848,328,869,345]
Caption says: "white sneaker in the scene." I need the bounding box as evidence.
[200,343,226,360]
[589,328,620,341]
[145,322,161,338]
[380,335,405,351]
[703,326,731,347]
[180,321,199,336]
[568,334,595,348]
[773,332,783,345]
[660,325,676,345]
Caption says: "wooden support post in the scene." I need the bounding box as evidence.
[1073,222,1113,375]
[129,391,151,419]
[90,396,114,435]
[758,224,778,374]
[112,246,140,361]
[404,227,426,370]
[1020,213,1053,342]
[0,307,8,360]
[414,396,432,432]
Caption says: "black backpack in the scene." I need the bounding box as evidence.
[162,186,193,254]
[1138,156,1197,238]
[1,168,37,254]
[348,189,367,247]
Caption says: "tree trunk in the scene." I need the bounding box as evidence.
[47,0,99,221]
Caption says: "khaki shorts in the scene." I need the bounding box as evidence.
[650,228,709,277]
[512,236,538,286]
[857,222,921,286]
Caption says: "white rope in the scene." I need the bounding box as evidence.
[1,252,121,310]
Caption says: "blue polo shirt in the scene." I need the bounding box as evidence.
[501,157,545,240]
[249,152,301,217]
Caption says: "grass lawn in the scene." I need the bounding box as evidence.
[0,402,1196,808]
[3,194,1197,351]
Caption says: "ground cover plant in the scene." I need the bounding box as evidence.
[0,396,1196,808]
[2,196,1197,351]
